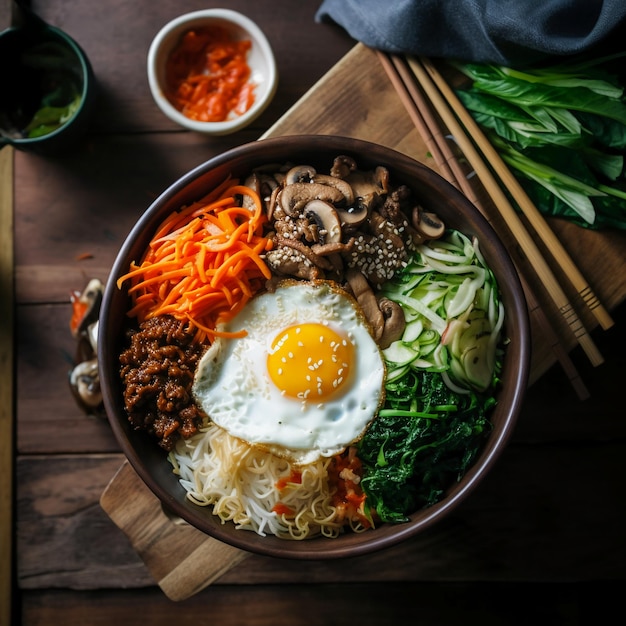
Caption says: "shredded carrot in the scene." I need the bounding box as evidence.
[117,183,273,343]
[164,26,256,123]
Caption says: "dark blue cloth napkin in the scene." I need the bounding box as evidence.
[316,0,626,64]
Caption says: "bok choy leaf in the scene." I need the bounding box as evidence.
[455,54,626,229]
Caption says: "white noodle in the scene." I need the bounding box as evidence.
[169,422,354,539]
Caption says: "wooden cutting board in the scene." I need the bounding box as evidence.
[100,43,626,601]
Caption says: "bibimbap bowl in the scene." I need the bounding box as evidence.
[99,135,530,559]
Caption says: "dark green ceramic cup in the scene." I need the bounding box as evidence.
[0,13,96,155]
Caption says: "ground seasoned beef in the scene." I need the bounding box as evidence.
[119,315,206,451]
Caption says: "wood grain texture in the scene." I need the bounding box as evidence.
[0,145,15,626]
[19,582,623,626]
[100,463,250,601]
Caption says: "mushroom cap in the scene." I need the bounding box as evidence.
[303,199,342,244]
[312,174,355,206]
[414,210,445,240]
[285,164,317,185]
[336,202,369,229]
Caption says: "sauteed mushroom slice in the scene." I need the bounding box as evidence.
[336,201,369,229]
[343,165,390,212]
[378,297,406,349]
[279,182,345,215]
[244,171,281,211]
[345,268,384,342]
[330,155,357,179]
[311,174,355,206]
[70,277,103,338]
[285,164,317,185]
[345,269,407,348]
[304,199,342,244]
[69,358,102,411]
[412,207,445,241]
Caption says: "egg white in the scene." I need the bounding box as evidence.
[192,280,385,464]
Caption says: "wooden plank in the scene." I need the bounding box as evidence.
[16,454,153,589]
[0,145,14,626]
[262,44,433,163]
[31,0,355,135]
[20,582,623,625]
[15,303,119,455]
[100,463,250,601]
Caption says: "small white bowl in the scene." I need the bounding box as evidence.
[147,9,278,136]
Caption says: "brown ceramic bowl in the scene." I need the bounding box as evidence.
[99,135,530,560]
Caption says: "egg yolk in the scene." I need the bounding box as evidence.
[267,323,354,400]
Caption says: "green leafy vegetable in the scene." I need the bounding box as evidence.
[454,54,626,229]
[25,93,81,138]
[358,231,504,523]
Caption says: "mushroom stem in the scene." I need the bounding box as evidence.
[378,297,406,349]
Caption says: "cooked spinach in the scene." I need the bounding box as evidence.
[359,370,494,523]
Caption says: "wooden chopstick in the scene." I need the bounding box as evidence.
[378,51,481,205]
[375,52,457,186]
[415,56,614,333]
[381,53,590,399]
[405,55,603,367]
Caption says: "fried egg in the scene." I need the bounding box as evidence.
[192,280,385,464]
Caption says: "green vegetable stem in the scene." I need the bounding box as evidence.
[454,53,626,230]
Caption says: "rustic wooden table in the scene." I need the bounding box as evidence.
[5,1,626,624]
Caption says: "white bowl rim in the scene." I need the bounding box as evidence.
[147,9,278,135]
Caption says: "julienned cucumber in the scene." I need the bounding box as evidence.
[380,229,504,393]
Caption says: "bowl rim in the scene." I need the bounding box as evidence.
[100,135,531,559]
[146,9,278,135]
